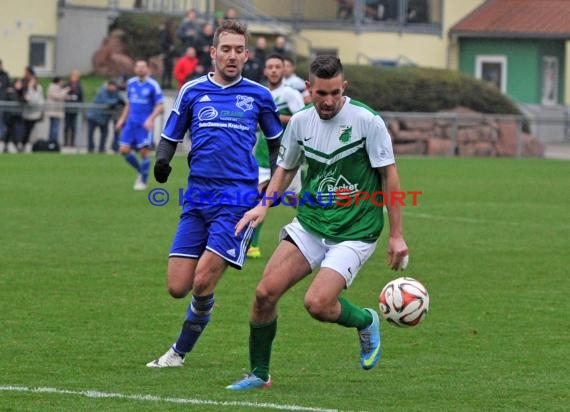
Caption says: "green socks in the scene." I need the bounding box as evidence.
[250,222,263,248]
[249,318,277,381]
[337,296,373,330]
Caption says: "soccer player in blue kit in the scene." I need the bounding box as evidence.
[115,59,164,191]
[146,20,284,368]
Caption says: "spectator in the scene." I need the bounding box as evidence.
[0,59,10,143]
[254,36,268,67]
[86,80,122,153]
[3,78,26,153]
[0,60,9,97]
[159,20,176,89]
[213,10,225,31]
[225,7,239,20]
[337,0,355,19]
[271,35,290,59]
[176,9,201,49]
[45,76,70,143]
[21,73,44,152]
[23,66,35,87]
[213,8,238,31]
[242,49,264,83]
[194,22,214,73]
[111,75,127,153]
[174,47,200,89]
[283,56,310,104]
[64,70,84,148]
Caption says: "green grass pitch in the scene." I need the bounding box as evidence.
[1,154,569,411]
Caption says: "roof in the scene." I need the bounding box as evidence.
[450,0,570,39]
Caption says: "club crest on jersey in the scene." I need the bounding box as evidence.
[236,95,254,111]
[339,125,352,143]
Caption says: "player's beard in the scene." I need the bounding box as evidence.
[316,104,338,120]
[219,62,241,83]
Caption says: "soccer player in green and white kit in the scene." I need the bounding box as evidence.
[247,53,305,259]
[227,55,409,390]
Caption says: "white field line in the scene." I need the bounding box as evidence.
[0,385,364,412]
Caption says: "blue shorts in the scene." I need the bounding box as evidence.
[120,122,153,149]
[169,202,254,269]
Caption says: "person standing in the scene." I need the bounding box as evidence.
[115,59,163,190]
[21,73,44,152]
[247,53,305,259]
[283,56,311,104]
[146,20,283,368]
[159,20,176,89]
[0,59,10,144]
[3,78,26,153]
[173,47,200,89]
[227,55,408,390]
[64,70,83,148]
[45,76,70,143]
[176,9,201,50]
[86,80,122,153]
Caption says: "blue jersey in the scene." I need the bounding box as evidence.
[162,73,283,205]
[125,76,163,125]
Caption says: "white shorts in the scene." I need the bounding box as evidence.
[258,167,271,185]
[258,167,302,194]
[280,218,377,287]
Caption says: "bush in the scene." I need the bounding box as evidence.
[110,12,179,59]
[297,63,521,115]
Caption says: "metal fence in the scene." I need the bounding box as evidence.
[0,101,168,154]
[1,101,568,158]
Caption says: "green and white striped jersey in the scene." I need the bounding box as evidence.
[278,97,395,242]
[255,83,305,168]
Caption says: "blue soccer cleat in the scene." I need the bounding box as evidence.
[358,308,382,370]
[226,373,272,391]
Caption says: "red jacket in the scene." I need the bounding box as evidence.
[174,56,199,88]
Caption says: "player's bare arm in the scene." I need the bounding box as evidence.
[378,164,408,271]
[144,102,164,131]
[115,101,130,130]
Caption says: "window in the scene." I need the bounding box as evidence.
[475,55,507,93]
[312,48,338,57]
[29,36,55,75]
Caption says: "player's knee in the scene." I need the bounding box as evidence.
[167,284,189,299]
[253,282,278,311]
[191,274,216,296]
[304,295,329,321]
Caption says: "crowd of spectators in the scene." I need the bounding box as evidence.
[0,7,308,153]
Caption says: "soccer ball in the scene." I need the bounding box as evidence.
[379,277,429,327]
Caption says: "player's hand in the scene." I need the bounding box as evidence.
[387,236,408,271]
[154,159,172,183]
[235,204,268,237]
[143,118,153,131]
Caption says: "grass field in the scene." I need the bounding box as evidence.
[1,154,569,411]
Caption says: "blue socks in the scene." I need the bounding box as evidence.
[173,294,214,356]
[140,157,151,183]
[123,152,140,172]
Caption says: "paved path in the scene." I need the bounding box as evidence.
[544,144,570,160]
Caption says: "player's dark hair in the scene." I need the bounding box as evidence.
[283,55,296,65]
[213,20,249,47]
[309,55,343,80]
[265,53,285,63]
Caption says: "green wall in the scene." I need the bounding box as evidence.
[458,38,565,104]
